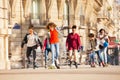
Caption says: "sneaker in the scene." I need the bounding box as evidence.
[105,63,108,67]
[55,60,60,69]
[45,64,48,68]
[48,64,56,69]
[56,59,60,64]
[27,61,31,68]
[33,64,38,69]
[27,63,30,68]
[68,60,72,68]
[101,62,105,67]
[74,61,78,69]
[33,62,38,69]
[91,64,95,68]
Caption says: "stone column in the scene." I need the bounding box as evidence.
[0,0,10,70]
[23,0,32,26]
[57,0,65,19]
[74,0,81,26]
[85,0,94,24]
[39,0,46,24]
[11,0,17,18]
[24,0,32,18]
[69,0,74,27]
[45,0,54,22]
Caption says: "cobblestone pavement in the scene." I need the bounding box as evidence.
[0,65,120,80]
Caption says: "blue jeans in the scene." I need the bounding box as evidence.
[50,43,59,64]
[100,47,108,64]
[97,50,104,64]
[45,48,51,64]
[89,51,96,64]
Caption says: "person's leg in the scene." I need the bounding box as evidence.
[26,47,32,68]
[91,53,94,65]
[50,44,55,66]
[73,49,78,68]
[55,43,59,60]
[91,52,94,64]
[92,52,96,67]
[69,50,73,61]
[68,50,73,67]
[107,54,111,64]
[26,47,32,63]
[96,51,101,66]
[45,48,51,68]
[32,45,38,69]
[98,50,105,67]
[89,52,95,67]
[45,49,48,66]
[73,49,77,62]
[54,43,60,69]
[32,47,36,62]
[103,47,108,64]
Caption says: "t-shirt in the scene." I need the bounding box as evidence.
[49,29,59,44]
[27,34,36,47]
[66,33,81,50]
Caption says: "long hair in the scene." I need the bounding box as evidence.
[46,22,56,29]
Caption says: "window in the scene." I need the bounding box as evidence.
[31,0,41,25]
[31,0,39,19]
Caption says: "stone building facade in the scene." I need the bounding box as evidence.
[0,0,10,69]
[0,0,119,69]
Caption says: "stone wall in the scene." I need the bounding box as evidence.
[0,0,10,70]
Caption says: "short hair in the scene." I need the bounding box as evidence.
[46,22,56,29]
[99,28,105,33]
[88,33,94,37]
[72,25,77,29]
[28,24,34,29]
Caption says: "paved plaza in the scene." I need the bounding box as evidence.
[0,65,120,80]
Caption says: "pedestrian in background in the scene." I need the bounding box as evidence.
[21,25,42,69]
[66,25,81,69]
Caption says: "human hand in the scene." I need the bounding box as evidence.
[42,47,45,52]
[66,46,68,51]
[21,48,24,51]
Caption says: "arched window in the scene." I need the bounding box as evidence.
[31,0,39,19]
[31,0,42,25]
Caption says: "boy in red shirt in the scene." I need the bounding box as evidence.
[66,25,81,68]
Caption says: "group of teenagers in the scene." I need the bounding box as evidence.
[21,22,109,69]
[87,29,109,67]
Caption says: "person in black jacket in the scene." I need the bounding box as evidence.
[21,25,42,69]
